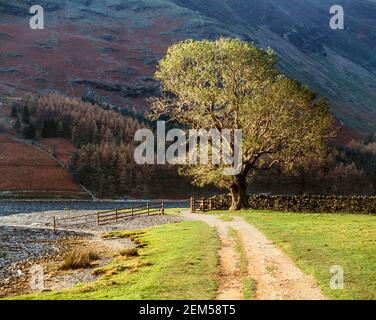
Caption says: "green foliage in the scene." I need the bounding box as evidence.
[150,38,334,209]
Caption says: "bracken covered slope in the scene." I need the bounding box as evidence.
[0,135,88,199]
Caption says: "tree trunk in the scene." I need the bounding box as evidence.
[229,178,249,211]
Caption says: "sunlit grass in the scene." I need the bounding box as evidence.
[10,221,219,300]
[213,210,376,300]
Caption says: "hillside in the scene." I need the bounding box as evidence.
[0,0,376,132]
[0,134,89,200]
[0,94,206,199]
[0,97,88,199]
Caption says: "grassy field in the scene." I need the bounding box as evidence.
[215,210,376,300]
[12,220,219,300]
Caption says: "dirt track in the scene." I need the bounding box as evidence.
[182,213,326,300]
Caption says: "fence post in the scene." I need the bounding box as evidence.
[202,198,206,212]
[97,212,100,226]
[161,202,165,215]
[191,197,195,213]
[53,216,56,232]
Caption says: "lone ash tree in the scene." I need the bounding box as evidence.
[149,38,334,210]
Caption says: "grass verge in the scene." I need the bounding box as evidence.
[163,208,189,214]
[10,220,220,300]
[214,210,376,300]
[228,228,255,300]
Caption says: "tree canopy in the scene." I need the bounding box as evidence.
[149,38,335,210]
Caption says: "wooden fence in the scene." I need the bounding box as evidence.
[190,197,212,213]
[53,202,165,231]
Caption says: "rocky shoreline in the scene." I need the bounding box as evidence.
[0,209,182,297]
[0,226,87,279]
[0,228,89,297]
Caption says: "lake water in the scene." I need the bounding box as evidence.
[0,200,189,216]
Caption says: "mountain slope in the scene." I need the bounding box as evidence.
[0,134,88,200]
[170,0,376,132]
[0,0,375,132]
